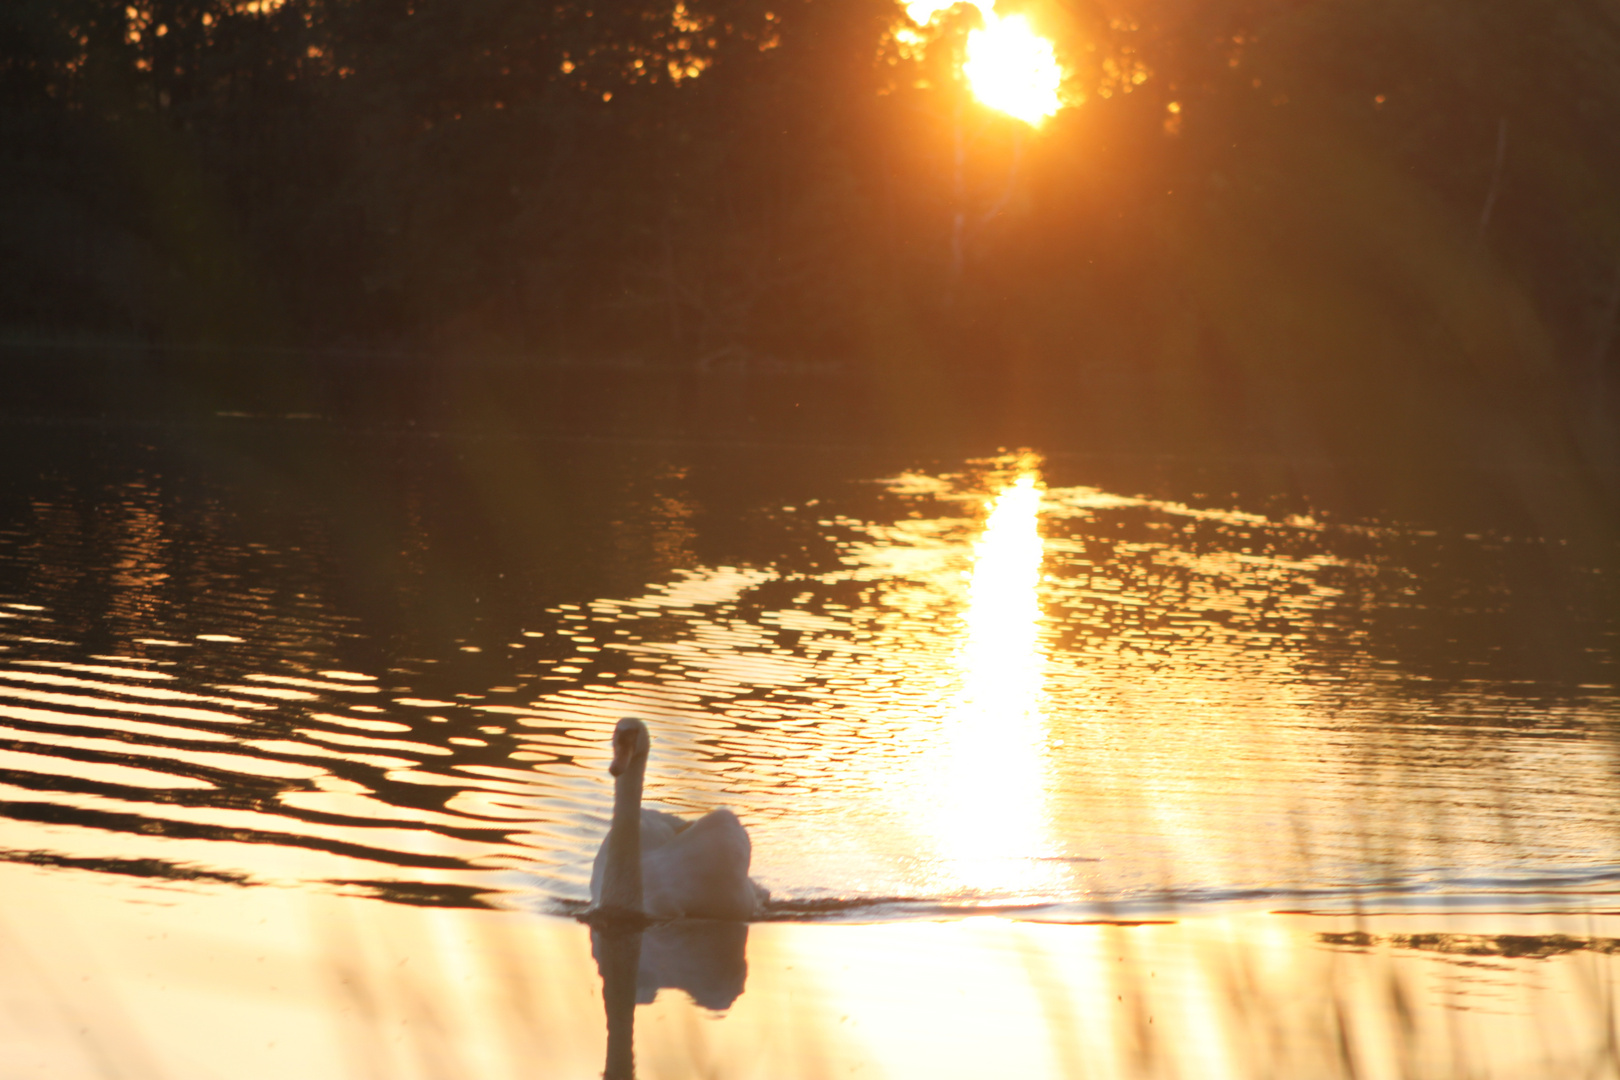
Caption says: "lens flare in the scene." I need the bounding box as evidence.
[906,1,1064,126]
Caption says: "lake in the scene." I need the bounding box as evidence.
[1,369,1617,1078]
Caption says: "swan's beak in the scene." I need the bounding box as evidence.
[609,735,631,777]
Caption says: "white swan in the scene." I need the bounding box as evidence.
[590,717,767,920]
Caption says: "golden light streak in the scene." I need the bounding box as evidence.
[931,468,1056,896]
[906,1,1064,125]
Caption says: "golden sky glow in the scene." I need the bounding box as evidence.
[905,0,1063,125]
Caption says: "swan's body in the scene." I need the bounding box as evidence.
[590,718,767,920]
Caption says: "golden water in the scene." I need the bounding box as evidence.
[0,428,1616,1075]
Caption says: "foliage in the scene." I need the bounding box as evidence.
[2,0,1618,457]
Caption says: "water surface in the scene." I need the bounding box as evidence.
[0,420,1614,923]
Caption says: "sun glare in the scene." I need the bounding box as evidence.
[905,0,958,22]
[964,13,1062,125]
[906,1,1064,126]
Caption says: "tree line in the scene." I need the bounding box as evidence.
[4,0,1619,457]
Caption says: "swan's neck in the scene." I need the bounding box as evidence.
[600,758,645,912]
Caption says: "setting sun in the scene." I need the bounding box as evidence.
[906,1,1064,125]
[964,13,1062,124]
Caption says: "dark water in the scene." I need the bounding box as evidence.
[0,394,1615,925]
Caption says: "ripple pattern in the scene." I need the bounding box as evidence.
[0,450,1614,916]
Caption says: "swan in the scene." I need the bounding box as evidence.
[590,717,767,920]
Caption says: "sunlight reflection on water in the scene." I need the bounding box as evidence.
[930,464,1054,897]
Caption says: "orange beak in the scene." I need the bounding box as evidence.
[609,733,632,776]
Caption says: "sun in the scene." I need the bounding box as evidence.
[963,13,1062,125]
[905,1,1064,126]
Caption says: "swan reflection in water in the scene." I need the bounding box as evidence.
[585,717,762,1078]
[590,919,752,1078]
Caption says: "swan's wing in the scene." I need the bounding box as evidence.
[679,809,751,868]
[640,809,688,852]
[642,808,761,920]
[651,809,694,835]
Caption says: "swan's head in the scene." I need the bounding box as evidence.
[609,717,650,777]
